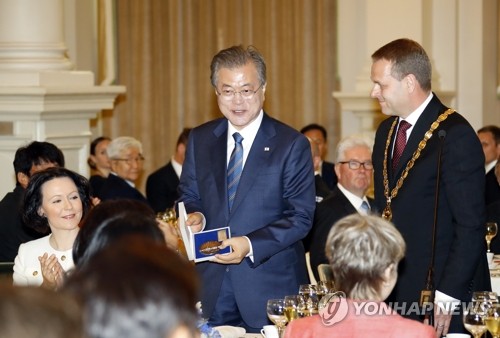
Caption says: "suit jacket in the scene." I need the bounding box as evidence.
[99,173,150,206]
[321,161,337,190]
[373,94,488,330]
[284,299,435,338]
[0,186,44,262]
[309,187,373,281]
[89,175,107,198]
[485,168,500,205]
[13,235,74,286]
[178,113,316,328]
[146,161,180,212]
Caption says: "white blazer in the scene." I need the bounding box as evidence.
[13,235,74,286]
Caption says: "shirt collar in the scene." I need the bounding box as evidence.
[399,92,433,132]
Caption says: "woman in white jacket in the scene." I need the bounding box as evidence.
[13,167,92,288]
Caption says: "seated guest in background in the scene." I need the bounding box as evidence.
[309,135,374,281]
[99,136,149,205]
[0,141,65,262]
[302,137,332,253]
[0,283,84,338]
[300,123,337,190]
[478,125,500,205]
[73,199,179,267]
[13,167,92,288]
[64,236,200,338]
[488,158,500,253]
[146,128,191,213]
[284,214,435,338]
[87,136,111,198]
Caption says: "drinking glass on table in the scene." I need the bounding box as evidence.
[298,284,319,316]
[464,305,487,338]
[266,299,287,338]
[284,295,299,323]
[486,222,498,253]
[486,304,500,338]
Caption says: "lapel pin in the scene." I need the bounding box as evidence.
[264,147,270,151]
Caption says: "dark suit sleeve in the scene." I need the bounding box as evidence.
[438,121,486,298]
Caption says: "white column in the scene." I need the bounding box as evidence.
[0,0,124,197]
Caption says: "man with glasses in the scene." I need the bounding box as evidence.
[99,136,149,206]
[178,45,315,332]
[309,135,373,281]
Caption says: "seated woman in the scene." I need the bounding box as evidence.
[99,136,150,205]
[284,214,434,338]
[13,167,92,288]
[73,199,179,267]
[87,136,111,198]
[64,236,199,338]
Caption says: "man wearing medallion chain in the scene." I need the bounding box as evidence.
[370,38,489,336]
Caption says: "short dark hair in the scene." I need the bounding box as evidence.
[22,167,92,234]
[478,125,500,145]
[176,128,192,147]
[64,237,199,338]
[372,38,432,92]
[13,141,65,176]
[210,45,266,88]
[300,123,328,140]
[73,199,165,266]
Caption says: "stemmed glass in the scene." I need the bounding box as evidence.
[486,222,498,253]
[486,304,500,338]
[266,299,288,338]
[464,306,487,338]
[298,284,319,316]
[284,295,299,323]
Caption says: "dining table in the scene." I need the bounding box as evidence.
[489,254,500,294]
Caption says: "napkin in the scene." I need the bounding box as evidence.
[214,325,246,338]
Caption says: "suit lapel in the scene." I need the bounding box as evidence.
[210,120,231,216]
[229,114,276,213]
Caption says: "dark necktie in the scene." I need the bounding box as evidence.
[392,120,412,171]
[227,132,244,210]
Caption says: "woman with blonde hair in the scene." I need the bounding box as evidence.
[285,214,434,337]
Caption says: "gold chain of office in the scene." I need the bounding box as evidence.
[382,108,455,221]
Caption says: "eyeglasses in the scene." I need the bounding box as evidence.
[339,160,373,170]
[215,83,263,100]
[114,156,145,165]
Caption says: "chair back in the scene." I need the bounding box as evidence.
[317,263,334,283]
[0,262,14,284]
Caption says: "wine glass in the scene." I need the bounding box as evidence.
[266,299,287,338]
[464,307,487,338]
[486,304,500,338]
[486,222,498,253]
[298,284,319,316]
[284,295,299,323]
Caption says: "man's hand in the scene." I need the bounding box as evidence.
[433,305,452,337]
[211,237,250,265]
[185,212,204,233]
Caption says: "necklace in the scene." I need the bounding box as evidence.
[381,108,454,221]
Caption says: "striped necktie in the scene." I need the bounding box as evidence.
[392,120,412,170]
[227,132,244,211]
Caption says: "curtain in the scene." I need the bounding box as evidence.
[103,0,338,192]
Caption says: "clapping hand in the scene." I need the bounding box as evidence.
[38,253,64,290]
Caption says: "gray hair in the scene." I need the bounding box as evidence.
[106,137,143,159]
[210,45,266,88]
[335,135,373,162]
[325,214,406,300]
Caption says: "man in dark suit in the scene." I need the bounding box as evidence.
[477,125,500,205]
[178,45,315,332]
[100,136,149,206]
[300,123,337,190]
[146,128,191,212]
[371,38,488,336]
[309,135,374,281]
[488,159,500,252]
[0,141,65,262]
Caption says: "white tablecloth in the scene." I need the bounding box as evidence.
[490,254,500,294]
